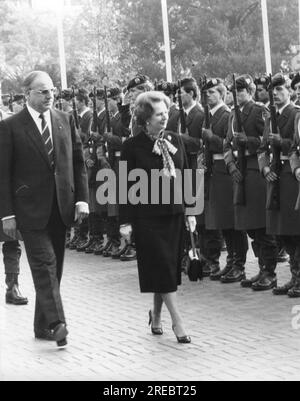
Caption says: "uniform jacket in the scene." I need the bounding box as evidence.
[166,104,180,133]
[182,103,204,155]
[224,100,265,170]
[290,111,300,175]
[207,105,230,154]
[258,103,298,172]
[0,107,89,230]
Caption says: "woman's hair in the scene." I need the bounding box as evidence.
[134,91,170,126]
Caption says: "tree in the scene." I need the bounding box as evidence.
[1,0,299,92]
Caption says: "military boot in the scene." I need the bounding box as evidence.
[273,263,297,295]
[252,263,277,291]
[5,274,28,306]
[211,255,233,281]
[288,268,300,298]
[241,262,264,288]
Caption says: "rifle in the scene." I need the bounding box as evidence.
[266,74,281,211]
[200,76,213,201]
[104,86,112,134]
[58,89,63,111]
[87,87,100,178]
[9,94,14,113]
[232,74,246,206]
[177,80,187,134]
[72,87,80,130]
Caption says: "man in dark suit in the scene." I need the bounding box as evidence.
[0,71,89,347]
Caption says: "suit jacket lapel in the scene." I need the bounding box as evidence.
[23,108,52,169]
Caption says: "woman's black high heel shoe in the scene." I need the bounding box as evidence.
[148,310,163,335]
[172,325,191,344]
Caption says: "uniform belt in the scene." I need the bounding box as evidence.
[115,151,121,157]
[280,154,289,161]
[233,150,251,158]
[213,154,224,161]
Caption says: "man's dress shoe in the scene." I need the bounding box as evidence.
[6,284,28,306]
[52,323,68,347]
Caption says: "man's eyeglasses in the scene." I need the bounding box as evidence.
[30,88,57,96]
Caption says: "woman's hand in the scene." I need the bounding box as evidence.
[186,216,197,233]
[120,224,133,242]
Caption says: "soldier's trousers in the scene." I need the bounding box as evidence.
[2,241,21,283]
[89,212,104,237]
[247,228,278,272]
[107,217,121,244]
[281,236,300,273]
[198,226,222,266]
[222,229,248,270]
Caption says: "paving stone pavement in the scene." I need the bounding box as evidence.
[1,244,300,381]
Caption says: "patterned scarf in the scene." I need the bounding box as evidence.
[152,132,178,178]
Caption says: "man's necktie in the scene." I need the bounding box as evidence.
[39,113,54,166]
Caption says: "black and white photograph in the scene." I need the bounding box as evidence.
[1,0,300,384]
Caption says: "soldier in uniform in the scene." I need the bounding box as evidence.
[0,104,28,305]
[289,105,300,297]
[291,72,300,107]
[179,77,222,276]
[102,89,130,259]
[224,75,278,289]
[156,81,180,133]
[202,78,248,280]
[118,74,153,138]
[73,89,93,253]
[254,76,288,264]
[254,75,269,106]
[81,89,111,256]
[258,73,300,297]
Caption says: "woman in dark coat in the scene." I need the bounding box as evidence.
[119,91,197,343]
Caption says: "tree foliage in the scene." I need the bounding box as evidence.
[0,0,299,92]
